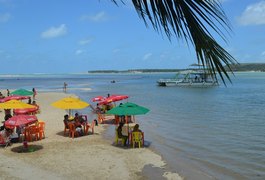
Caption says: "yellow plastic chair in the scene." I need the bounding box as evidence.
[132,132,142,148]
[115,129,125,145]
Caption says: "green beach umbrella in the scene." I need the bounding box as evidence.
[106,102,150,116]
[107,102,149,141]
[10,89,33,96]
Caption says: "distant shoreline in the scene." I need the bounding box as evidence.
[87,63,265,74]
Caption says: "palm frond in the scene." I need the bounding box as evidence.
[112,0,237,84]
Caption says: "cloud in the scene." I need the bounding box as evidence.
[237,1,265,25]
[75,49,84,55]
[142,53,152,60]
[41,24,67,39]
[78,38,93,45]
[80,11,108,22]
[261,51,265,56]
[0,13,11,23]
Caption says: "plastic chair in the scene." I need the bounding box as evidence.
[97,113,104,124]
[132,132,142,148]
[38,121,45,140]
[28,125,39,141]
[115,129,125,146]
[68,123,79,139]
[85,120,95,135]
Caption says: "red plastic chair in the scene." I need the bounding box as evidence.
[38,121,45,140]
[68,123,79,138]
[84,120,95,135]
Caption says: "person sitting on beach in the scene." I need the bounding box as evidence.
[63,114,70,127]
[132,124,142,132]
[117,122,128,146]
[74,113,83,135]
[32,100,38,107]
[0,92,5,99]
[4,114,12,121]
[32,100,40,113]
[28,97,32,104]
[95,103,103,114]
[0,114,12,131]
[0,127,13,145]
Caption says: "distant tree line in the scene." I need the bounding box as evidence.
[88,63,265,73]
[224,63,265,72]
[87,69,183,73]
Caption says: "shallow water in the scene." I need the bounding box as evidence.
[0,72,264,179]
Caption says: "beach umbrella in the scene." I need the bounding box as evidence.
[13,106,39,115]
[0,100,35,109]
[99,95,129,105]
[10,89,33,96]
[4,115,38,128]
[92,96,106,102]
[51,97,90,116]
[106,102,149,116]
[0,95,30,103]
[107,102,149,142]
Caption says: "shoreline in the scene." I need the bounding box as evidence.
[0,91,182,180]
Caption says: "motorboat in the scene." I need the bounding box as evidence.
[157,65,219,87]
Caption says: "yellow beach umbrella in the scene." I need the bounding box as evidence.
[0,100,35,109]
[51,97,90,116]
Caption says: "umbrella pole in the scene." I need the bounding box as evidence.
[126,115,130,146]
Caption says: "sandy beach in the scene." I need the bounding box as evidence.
[0,91,182,180]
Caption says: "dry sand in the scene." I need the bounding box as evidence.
[0,92,182,180]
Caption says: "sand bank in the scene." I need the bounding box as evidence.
[0,92,182,180]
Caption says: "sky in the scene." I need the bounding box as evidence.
[0,0,265,74]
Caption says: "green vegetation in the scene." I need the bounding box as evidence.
[225,63,265,72]
[88,63,265,73]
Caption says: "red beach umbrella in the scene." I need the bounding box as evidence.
[13,106,39,115]
[0,95,30,103]
[99,95,129,105]
[92,96,106,102]
[4,115,38,128]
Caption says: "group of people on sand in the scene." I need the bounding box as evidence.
[0,87,39,145]
[117,122,142,146]
[63,113,86,136]
[0,88,37,100]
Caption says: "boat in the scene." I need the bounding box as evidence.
[157,65,219,87]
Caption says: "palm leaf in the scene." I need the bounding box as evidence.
[111,0,237,84]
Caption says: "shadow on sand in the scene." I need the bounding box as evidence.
[11,144,43,153]
[56,131,99,137]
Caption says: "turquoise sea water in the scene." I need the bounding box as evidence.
[0,72,264,179]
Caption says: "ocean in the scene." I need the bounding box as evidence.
[0,72,264,179]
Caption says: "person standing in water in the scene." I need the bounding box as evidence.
[32,88,37,100]
[7,89,10,96]
[63,82,67,92]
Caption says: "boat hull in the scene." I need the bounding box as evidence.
[157,79,218,87]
